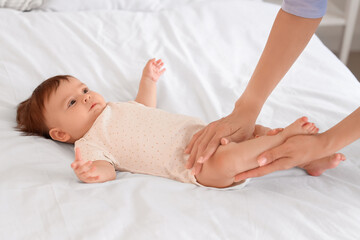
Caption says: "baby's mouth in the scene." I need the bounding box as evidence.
[90,103,97,110]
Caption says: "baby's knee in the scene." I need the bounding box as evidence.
[196,145,236,182]
[210,144,237,177]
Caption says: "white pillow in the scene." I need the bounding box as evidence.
[0,0,42,11]
[37,0,202,12]
[37,0,263,12]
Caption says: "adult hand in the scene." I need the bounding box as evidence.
[234,133,329,181]
[185,103,258,175]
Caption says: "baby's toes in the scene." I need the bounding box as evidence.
[302,122,317,134]
[296,116,309,126]
[309,123,319,134]
[338,153,346,161]
[301,122,312,132]
[329,153,343,168]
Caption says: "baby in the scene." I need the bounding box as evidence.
[16,59,344,188]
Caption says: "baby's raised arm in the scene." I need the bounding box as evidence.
[71,148,116,183]
[135,58,166,108]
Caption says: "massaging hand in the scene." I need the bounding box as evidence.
[185,103,257,175]
[142,58,166,82]
[71,148,100,183]
[234,134,328,181]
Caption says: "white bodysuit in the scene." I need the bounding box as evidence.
[75,101,205,185]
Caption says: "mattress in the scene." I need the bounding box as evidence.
[0,0,359,239]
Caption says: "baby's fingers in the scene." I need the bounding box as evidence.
[159,68,166,75]
[74,160,93,174]
[71,158,89,170]
[155,59,163,65]
[79,165,97,178]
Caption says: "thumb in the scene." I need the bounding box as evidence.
[257,144,287,167]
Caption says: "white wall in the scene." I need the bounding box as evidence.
[316,1,360,52]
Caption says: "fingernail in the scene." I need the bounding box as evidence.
[197,157,204,163]
[184,148,189,154]
[191,168,196,175]
[258,157,267,166]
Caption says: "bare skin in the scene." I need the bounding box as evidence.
[257,128,346,177]
[234,107,360,181]
[185,9,323,175]
[195,117,344,188]
[298,153,345,177]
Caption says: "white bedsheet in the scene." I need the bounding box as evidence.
[37,0,207,12]
[1,0,360,239]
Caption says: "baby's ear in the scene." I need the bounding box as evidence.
[49,128,71,143]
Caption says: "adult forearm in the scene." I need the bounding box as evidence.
[320,107,360,155]
[237,9,322,115]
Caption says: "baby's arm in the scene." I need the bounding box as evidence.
[135,58,166,108]
[71,148,116,183]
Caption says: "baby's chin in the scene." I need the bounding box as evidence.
[70,123,95,143]
[70,105,106,143]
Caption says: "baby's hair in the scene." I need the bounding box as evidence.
[16,75,73,139]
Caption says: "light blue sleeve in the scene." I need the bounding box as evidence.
[282,0,327,18]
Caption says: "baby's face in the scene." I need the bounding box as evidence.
[44,77,106,143]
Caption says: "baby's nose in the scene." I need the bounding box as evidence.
[83,94,91,103]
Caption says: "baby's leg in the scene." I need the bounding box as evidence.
[196,117,317,188]
[262,124,345,176]
[298,153,346,176]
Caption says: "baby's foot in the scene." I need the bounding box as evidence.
[300,153,346,176]
[279,117,319,139]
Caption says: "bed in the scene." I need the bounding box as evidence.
[1,0,360,239]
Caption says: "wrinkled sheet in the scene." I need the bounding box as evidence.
[0,0,360,239]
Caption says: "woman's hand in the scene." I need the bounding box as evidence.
[234,107,360,181]
[185,103,259,175]
[233,133,329,181]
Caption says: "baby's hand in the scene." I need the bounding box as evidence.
[142,58,166,82]
[71,148,100,183]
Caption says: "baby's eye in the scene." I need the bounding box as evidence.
[83,88,89,94]
[68,99,76,107]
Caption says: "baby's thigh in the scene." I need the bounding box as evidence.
[195,144,237,188]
